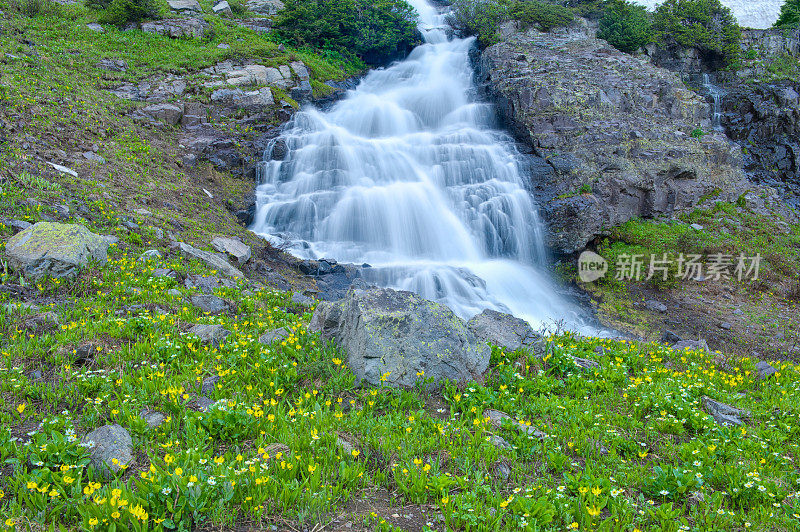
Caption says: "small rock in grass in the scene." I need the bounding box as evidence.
[140,410,165,428]
[201,375,220,396]
[719,322,732,330]
[645,300,667,313]
[82,424,133,477]
[258,327,291,345]
[152,268,175,279]
[488,434,513,450]
[755,359,777,380]
[191,294,228,315]
[140,249,162,260]
[702,395,749,426]
[493,461,511,481]
[484,409,546,439]
[187,323,230,346]
[690,223,704,231]
[166,288,182,297]
[23,311,60,332]
[661,330,682,344]
[290,292,313,306]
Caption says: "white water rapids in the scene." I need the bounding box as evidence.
[252,0,593,332]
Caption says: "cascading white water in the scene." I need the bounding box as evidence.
[702,73,725,132]
[252,0,592,332]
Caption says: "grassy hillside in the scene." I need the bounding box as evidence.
[1,1,800,531]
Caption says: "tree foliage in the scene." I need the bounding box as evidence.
[776,0,800,28]
[598,0,652,53]
[449,0,574,47]
[273,0,419,65]
[653,0,741,67]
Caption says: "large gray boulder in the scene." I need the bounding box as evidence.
[211,236,251,265]
[5,222,109,279]
[467,309,540,352]
[187,323,231,346]
[702,396,749,426]
[309,287,490,387]
[82,424,133,477]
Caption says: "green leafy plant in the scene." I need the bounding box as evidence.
[598,0,653,53]
[273,0,419,65]
[449,0,573,47]
[653,0,741,68]
[99,0,162,26]
[776,0,800,28]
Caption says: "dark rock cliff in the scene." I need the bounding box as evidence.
[476,23,748,255]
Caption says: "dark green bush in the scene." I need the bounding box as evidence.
[449,0,574,47]
[653,0,741,68]
[99,0,161,25]
[21,0,62,17]
[598,0,652,53]
[510,1,574,31]
[227,0,248,16]
[273,0,419,65]
[776,0,800,27]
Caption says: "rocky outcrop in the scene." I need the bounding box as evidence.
[478,23,748,255]
[141,18,209,39]
[309,287,490,387]
[5,222,109,279]
[721,80,800,205]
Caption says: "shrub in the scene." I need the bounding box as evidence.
[776,0,800,28]
[99,0,161,25]
[21,0,62,17]
[653,0,741,68]
[449,0,574,47]
[509,0,574,31]
[598,0,652,53]
[273,0,419,65]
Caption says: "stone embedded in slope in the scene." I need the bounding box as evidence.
[82,424,133,477]
[467,308,540,352]
[259,327,290,345]
[175,241,244,278]
[141,18,209,38]
[191,294,228,315]
[248,0,284,14]
[702,395,750,426]
[211,236,251,265]
[309,287,490,387]
[188,323,231,346]
[141,103,183,125]
[485,409,547,439]
[167,0,201,12]
[213,0,232,14]
[5,222,109,279]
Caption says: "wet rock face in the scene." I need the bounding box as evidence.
[477,24,748,255]
[309,287,490,387]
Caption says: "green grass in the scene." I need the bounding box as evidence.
[0,234,799,530]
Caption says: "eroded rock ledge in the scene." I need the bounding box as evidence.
[476,24,749,255]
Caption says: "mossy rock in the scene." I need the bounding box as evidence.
[5,222,109,279]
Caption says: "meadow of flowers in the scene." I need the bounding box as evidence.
[0,243,799,531]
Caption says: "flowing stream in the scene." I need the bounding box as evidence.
[252,0,592,332]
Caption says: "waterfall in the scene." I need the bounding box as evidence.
[252,0,593,332]
[702,73,724,132]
